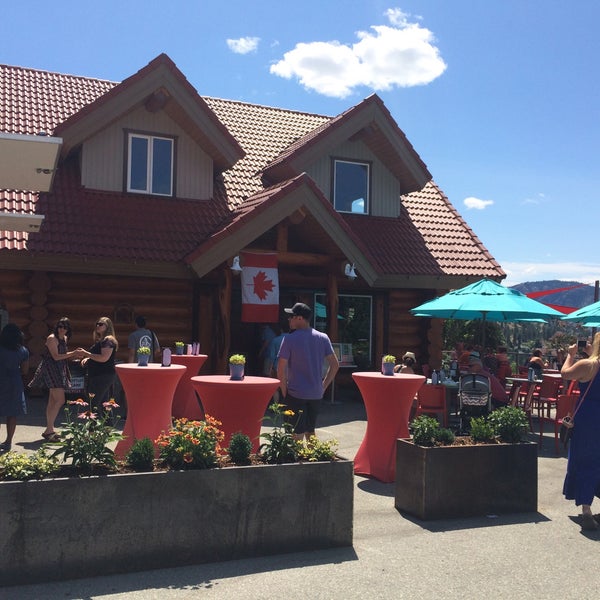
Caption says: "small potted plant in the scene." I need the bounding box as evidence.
[381,354,396,376]
[136,346,151,366]
[228,354,246,380]
[174,341,185,355]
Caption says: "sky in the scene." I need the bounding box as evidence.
[3,1,600,287]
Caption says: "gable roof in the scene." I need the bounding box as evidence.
[54,54,244,171]
[0,55,504,283]
[261,94,431,195]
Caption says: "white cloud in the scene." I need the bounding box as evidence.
[226,37,260,55]
[464,196,494,210]
[501,261,600,287]
[270,9,446,98]
[522,192,546,205]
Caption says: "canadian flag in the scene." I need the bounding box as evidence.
[241,252,279,322]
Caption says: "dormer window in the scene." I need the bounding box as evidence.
[127,132,174,196]
[333,159,370,214]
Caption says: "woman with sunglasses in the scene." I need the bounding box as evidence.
[29,317,81,442]
[78,317,118,412]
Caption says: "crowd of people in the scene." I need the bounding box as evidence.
[2,310,599,534]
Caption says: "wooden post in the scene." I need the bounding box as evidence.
[327,272,339,342]
[215,266,232,374]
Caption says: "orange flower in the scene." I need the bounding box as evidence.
[183,452,193,463]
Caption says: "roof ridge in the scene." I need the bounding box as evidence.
[203,95,332,119]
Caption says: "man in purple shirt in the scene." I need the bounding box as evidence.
[277,303,339,441]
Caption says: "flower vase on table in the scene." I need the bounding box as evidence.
[137,348,151,366]
[175,342,185,356]
[381,355,396,376]
[229,354,246,381]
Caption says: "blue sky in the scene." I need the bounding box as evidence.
[4,1,599,286]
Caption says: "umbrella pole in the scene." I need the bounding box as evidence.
[481,312,487,350]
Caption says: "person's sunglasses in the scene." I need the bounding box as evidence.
[57,324,68,329]
[96,322,106,327]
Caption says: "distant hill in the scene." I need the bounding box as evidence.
[510,280,597,310]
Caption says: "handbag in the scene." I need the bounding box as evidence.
[559,365,599,448]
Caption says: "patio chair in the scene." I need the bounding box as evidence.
[539,393,579,454]
[535,376,563,419]
[415,384,447,427]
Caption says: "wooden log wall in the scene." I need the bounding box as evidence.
[387,289,442,372]
[0,270,198,370]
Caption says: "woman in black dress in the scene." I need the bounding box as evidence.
[79,317,118,412]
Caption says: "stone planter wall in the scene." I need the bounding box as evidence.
[0,460,353,587]
[394,439,537,520]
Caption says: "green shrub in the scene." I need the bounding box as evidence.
[299,436,338,461]
[227,432,252,465]
[0,449,59,481]
[435,427,455,446]
[125,438,155,472]
[411,415,440,447]
[488,406,528,443]
[469,416,495,442]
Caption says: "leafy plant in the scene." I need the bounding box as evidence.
[227,432,252,465]
[382,354,396,363]
[156,416,224,469]
[488,405,528,443]
[411,415,456,447]
[435,427,455,446]
[229,354,246,365]
[175,341,185,347]
[411,415,441,447]
[299,436,339,461]
[469,416,495,443]
[136,346,151,355]
[47,396,123,471]
[0,449,59,481]
[125,437,155,471]
[259,402,302,464]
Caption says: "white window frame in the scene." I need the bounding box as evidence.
[333,159,370,214]
[127,133,174,196]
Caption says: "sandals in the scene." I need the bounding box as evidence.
[581,513,599,531]
[41,432,60,442]
[0,442,11,452]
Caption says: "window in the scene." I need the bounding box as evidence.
[333,160,369,214]
[314,293,373,368]
[127,133,174,196]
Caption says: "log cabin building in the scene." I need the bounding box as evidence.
[0,54,504,382]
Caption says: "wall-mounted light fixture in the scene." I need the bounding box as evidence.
[231,255,242,274]
[344,263,357,281]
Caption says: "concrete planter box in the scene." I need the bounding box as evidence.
[0,460,353,586]
[394,439,537,520]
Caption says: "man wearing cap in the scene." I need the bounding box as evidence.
[277,302,339,441]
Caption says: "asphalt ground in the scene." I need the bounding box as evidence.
[3,391,600,599]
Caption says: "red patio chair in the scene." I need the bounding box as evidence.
[415,384,447,427]
[539,393,579,454]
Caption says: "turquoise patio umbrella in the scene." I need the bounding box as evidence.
[560,299,600,328]
[410,279,563,347]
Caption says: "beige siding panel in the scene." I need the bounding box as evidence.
[305,139,401,218]
[81,106,213,199]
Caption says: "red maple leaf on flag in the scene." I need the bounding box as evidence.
[252,270,275,301]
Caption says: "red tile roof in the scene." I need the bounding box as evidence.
[0,57,504,279]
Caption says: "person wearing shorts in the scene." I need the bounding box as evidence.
[277,303,339,441]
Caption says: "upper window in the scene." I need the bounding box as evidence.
[127,133,174,196]
[333,160,369,214]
